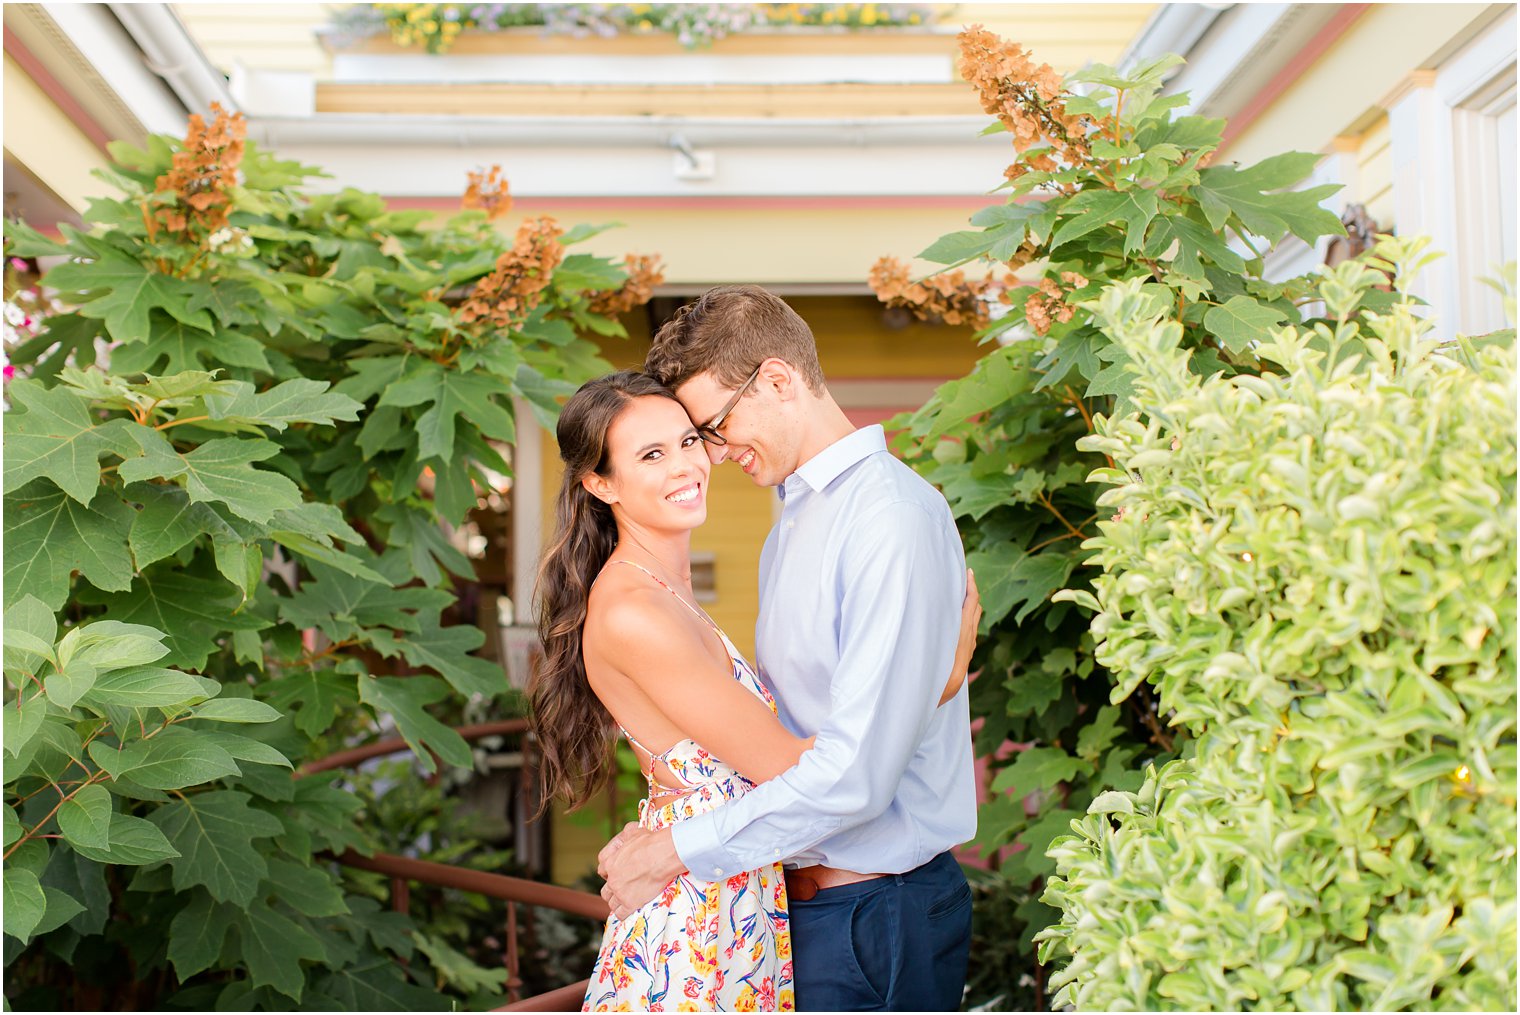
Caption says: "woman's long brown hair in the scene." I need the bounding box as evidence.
[532,370,680,812]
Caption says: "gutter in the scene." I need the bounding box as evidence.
[1116,2,1230,75]
[247,113,1002,150]
[108,2,234,116]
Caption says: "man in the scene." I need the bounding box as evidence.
[598,284,977,1011]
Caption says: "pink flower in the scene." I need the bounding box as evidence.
[9,258,27,271]
[3,366,14,381]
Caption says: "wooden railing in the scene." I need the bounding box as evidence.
[306,719,609,1009]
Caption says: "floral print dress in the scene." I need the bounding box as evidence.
[583,561,795,1013]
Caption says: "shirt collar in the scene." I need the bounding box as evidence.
[790,425,886,495]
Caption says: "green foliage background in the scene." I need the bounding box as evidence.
[889,44,1515,1010]
[1039,252,1516,1010]
[881,53,1362,1006]
[3,130,632,1007]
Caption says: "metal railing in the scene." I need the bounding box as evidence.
[305,719,608,1009]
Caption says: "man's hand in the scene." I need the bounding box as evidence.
[595,823,684,921]
[597,820,639,874]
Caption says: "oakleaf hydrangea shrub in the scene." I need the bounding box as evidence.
[1037,240,1517,1010]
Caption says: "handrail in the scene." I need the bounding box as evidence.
[308,716,606,1009]
[335,849,609,922]
[298,718,532,775]
[496,980,594,1012]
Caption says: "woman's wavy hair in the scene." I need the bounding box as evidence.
[532,370,678,812]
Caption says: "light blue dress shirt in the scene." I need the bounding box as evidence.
[671,425,977,880]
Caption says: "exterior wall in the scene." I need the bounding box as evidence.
[474,201,1002,287]
[1356,114,1394,229]
[1215,3,1514,336]
[171,3,333,77]
[3,53,110,214]
[1221,4,1496,169]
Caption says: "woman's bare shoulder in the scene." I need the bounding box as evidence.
[584,569,689,655]
[584,569,721,688]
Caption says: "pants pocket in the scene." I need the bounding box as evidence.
[845,885,898,1008]
[926,879,972,920]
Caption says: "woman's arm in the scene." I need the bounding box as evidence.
[592,568,976,786]
[938,567,982,706]
[589,589,813,786]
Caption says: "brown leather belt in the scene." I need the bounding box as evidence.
[784,864,886,902]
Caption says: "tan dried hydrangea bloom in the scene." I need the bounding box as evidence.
[958,25,1095,187]
[588,254,666,316]
[868,256,1014,330]
[458,216,565,330]
[154,103,246,239]
[462,165,512,221]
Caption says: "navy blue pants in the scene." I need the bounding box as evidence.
[789,851,972,1011]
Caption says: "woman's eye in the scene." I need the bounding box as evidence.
[643,450,662,461]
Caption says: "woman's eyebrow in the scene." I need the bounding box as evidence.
[635,428,698,456]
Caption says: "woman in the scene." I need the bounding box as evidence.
[533,372,980,1012]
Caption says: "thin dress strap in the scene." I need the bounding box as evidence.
[604,559,723,636]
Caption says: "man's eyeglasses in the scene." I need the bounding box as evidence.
[695,363,762,447]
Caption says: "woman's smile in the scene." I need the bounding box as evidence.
[665,481,704,507]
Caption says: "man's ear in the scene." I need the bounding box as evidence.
[758,358,798,401]
[581,471,617,506]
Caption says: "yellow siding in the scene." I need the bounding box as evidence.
[789,295,986,379]
[503,204,1003,287]
[965,3,1158,71]
[172,3,335,77]
[317,80,987,118]
[1357,115,1395,230]
[1224,4,1495,168]
[3,55,109,213]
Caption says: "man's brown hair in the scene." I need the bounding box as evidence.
[644,285,827,395]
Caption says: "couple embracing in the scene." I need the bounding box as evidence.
[532,285,979,1011]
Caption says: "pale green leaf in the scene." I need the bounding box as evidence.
[88,728,241,789]
[119,430,301,524]
[43,250,212,344]
[3,380,139,504]
[3,868,46,941]
[57,784,113,850]
[44,659,97,710]
[82,666,213,709]
[990,746,1092,796]
[3,482,136,610]
[70,813,179,865]
[191,699,283,724]
[3,595,58,674]
[2,691,48,758]
[1203,296,1289,354]
[358,675,472,772]
[202,378,362,432]
[56,619,170,672]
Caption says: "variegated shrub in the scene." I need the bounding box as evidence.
[1038,241,1517,1010]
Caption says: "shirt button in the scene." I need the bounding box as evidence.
[712,866,723,877]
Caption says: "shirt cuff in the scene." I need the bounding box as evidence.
[670,811,739,881]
